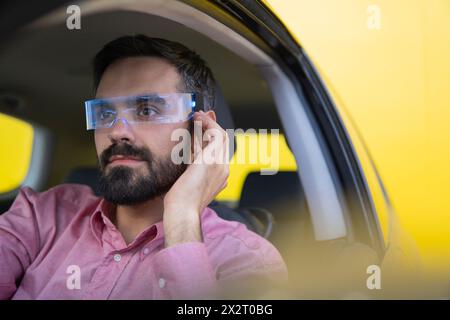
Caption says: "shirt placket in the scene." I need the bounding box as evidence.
[82,225,133,299]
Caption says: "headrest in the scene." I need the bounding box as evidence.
[239,171,305,212]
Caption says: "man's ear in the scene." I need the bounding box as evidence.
[204,110,216,122]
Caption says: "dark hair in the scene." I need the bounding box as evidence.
[92,34,215,110]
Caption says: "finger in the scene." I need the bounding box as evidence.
[193,129,203,162]
[202,134,227,164]
[195,111,224,132]
[193,112,228,142]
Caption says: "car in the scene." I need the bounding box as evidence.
[0,0,447,298]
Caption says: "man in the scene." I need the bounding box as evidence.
[0,35,287,299]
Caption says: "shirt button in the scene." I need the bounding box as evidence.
[143,248,150,255]
[113,253,121,262]
[159,278,166,288]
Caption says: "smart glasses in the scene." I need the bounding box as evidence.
[84,93,198,130]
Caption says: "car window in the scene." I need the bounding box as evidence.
[0,112,33,193]
[217,132,297,203]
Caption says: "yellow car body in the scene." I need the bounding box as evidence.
[264,0,450,272]
[0,0,449,297]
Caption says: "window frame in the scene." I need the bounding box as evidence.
[0,113,53,212]
[0,0,386,256]
[197,0,386,255]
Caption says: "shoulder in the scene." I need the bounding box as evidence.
[201,207,287,277]
[16,183,100,212]
[0,184,101,258]
[18,183,97,206]
[201,207,264,248]
[5,183,101,228]
[201,206,273,250]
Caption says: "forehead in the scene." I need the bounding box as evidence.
[95,56,182,99]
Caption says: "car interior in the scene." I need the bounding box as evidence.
[0,8,305,238]
[0,1,381,297]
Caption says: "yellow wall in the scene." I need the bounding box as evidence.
[266,0,450,270]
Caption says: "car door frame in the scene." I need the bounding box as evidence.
[0,0,387,256]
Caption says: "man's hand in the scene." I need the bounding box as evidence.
[163,111,229,247]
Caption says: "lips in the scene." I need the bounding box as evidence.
[108,155,143,165]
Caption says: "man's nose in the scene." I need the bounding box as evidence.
[107,118,136,144]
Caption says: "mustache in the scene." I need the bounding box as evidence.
[99,143,153,169]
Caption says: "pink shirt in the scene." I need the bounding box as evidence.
[0,184,287,299]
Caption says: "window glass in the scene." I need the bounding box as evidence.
[216,132,297,202]
[0,113,33,193]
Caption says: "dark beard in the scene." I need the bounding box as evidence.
[98,142,186,205]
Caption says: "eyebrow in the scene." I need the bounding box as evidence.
[135,95,167,105]
[97,100,115,109]
[92,94,169,108]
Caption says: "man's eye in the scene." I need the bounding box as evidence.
[137,105,159,118]
[99,109,115,120]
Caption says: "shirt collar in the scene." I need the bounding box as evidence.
[89,197,165,249]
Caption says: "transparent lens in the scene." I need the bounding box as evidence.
[85,93,195,130]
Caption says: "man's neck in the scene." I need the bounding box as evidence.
[113,196,165,245]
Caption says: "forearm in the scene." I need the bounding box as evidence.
[163,207,202,247]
